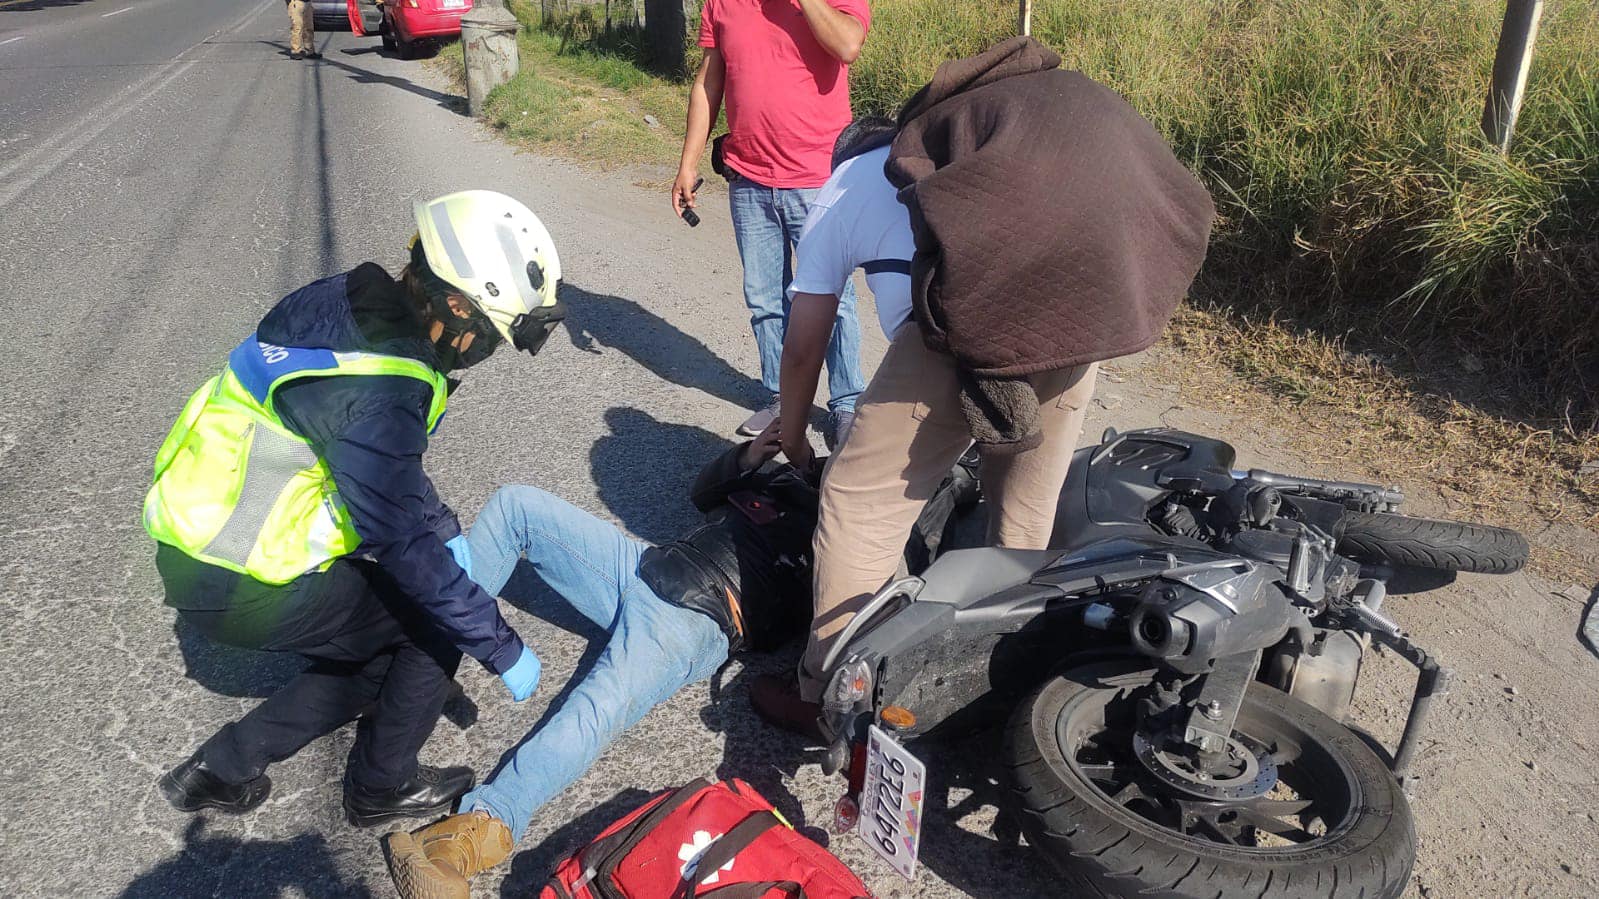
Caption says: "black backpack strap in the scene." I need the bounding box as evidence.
[675,811,785,897]
[699,881,807,899]
[862,258,912,277]
[585,778,717,883]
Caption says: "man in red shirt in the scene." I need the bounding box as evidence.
[673,0,870,448]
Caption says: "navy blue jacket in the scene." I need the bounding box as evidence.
[257,264,525,674]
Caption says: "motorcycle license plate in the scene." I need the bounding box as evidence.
[855,725,926,881]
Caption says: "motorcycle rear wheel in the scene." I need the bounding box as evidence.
[1338,511,1527,573]
[1005,663,1415,899]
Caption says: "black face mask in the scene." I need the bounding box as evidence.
[427,292,502,372]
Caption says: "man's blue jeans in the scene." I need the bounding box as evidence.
[457,487,729,841]
[728,176,864,413]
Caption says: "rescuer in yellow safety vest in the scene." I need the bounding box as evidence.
[145,191,564,827]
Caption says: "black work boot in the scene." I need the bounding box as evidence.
[159,752,272,815]
[345,765,474,828]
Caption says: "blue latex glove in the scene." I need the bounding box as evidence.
[500,645,541,702]
[445,534,474,582]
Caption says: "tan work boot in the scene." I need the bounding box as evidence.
[383,810,514,899]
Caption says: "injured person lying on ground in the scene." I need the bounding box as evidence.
[382,423,975,898]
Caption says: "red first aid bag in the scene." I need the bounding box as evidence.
[540,778,873,899]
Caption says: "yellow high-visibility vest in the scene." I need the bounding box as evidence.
[143,336,447,585]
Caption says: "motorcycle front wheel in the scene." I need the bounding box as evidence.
[1337,511,1528,573]
[1005,663,1415,899]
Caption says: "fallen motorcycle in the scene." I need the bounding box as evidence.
[819,427,1527,898]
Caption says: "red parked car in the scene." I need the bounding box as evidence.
[347,0,472,59]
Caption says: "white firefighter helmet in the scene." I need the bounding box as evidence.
[411,190,564,352]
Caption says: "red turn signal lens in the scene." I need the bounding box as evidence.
[832,794,860,833]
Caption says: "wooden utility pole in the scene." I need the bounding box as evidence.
[1481,0,1543,154]
[1018,0,1032,37]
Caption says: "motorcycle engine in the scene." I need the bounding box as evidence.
[1263,628,1366,722]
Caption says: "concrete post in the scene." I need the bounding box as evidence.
[1481,0,1543,154]
[461,0,522,119]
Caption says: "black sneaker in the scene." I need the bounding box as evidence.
[288,50,305,60]
[159,752,272,815]
[344,765,474,828]
[303,50,322,60]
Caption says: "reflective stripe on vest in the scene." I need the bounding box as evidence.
[143,335,448,585]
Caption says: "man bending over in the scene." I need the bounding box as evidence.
[384,424,824,898]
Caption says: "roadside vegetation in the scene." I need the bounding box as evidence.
[439,0,1599,542]
[435,2,691,171]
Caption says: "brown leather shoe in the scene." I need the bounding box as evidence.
[749,673,825,742]
[383,810,513,899]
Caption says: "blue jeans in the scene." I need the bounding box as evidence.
[457,486,730,841]
[728,176,864,413]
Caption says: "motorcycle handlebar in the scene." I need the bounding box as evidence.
[1237,469,1404,508]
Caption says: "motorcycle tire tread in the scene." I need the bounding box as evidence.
[1337,511,1528,574]
[1003,664,1416,899]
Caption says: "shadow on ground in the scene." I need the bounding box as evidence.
[175,616,303,699]
[253,39,466,115]
[0,0,95,11]
[563,284,764,413]
[498,787,655,896]
[590,407,734,544]
[117,819,372,899]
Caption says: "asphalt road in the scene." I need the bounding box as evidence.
[2,2,1597,898]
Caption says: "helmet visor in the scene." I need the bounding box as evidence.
[509,299,567,356]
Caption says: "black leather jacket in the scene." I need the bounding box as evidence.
[638,445,822,655]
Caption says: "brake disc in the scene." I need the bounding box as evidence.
[1131,730,1279,801]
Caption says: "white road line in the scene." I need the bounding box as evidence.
[0,36,23,46]
[0,0,276,210]
[102,7,134,17]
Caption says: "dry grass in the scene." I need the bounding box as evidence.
[1164,302,1599,576]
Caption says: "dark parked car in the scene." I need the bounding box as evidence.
[310,0,347,22]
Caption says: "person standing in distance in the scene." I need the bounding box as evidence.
[146,191,566,827]
[286,0,321,60]
[672,0,870,449]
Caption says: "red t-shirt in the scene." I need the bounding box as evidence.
[699,0,871,189]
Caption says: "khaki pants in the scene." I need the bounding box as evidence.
[800,324,1099,700]
[287,0,315,53]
